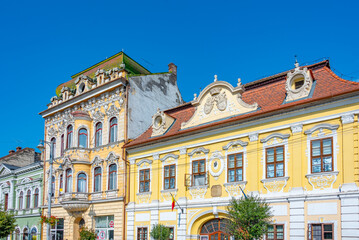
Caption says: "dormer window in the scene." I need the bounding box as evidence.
[285,66,314,102]
[79,83,85,93]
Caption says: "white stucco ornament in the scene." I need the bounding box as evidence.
[208,151,225,179]
[285,66,314,102]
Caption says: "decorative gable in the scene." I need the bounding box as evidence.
[0,166,11,176]
[181,77,258,129]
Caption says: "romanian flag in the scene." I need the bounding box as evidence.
[171,195,175,211]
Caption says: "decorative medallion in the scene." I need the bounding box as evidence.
[209,151,225,180]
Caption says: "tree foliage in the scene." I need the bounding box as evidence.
[150,224,170,240]
[0,210,16,238]
[79,227,97,240]
[226,196,272,240]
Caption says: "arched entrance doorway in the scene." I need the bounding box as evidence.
[200,218,230,240]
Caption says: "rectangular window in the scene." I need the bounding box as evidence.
[95,215,114,240]
[228,153,243,182]
[266,146,284,178]
[192,159,206,186]
[137,227,148,240]
[51,218,64,240]
[311,138,333,173]
[267,224,284,240]
[168,227,174,240]
[308,223,333,240]
[164,165,176,189]
[139,169,150,192]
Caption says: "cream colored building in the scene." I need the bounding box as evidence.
[39,52,182,240]
[125,60,359,240]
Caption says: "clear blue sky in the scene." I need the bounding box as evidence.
[0,0,358,156]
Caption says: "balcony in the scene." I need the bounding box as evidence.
[60,192,90,212]
[63,148,91,162]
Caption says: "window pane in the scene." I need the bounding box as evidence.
[193,162,198,173]
[164,167,169,177]
[312,165,321,173]
[199,160,205,172]
[236,169,242,181]
[164,179,169,189]
[267,148,274,163]
[140,182,144,192]
[312,158,321,165]
[324,224,332,231]
[276,163,284,177]
[228,155,235,168]
[324,232,332,239]
[312,140,321,156]
[268,225,274,232]
[170,178,175,189]
[276,225,283,232]
[228,170,235,182]
[170,165,175,176]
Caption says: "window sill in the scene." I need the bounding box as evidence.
[224,181,247,186]
[188,185,208,190]
[137,191,151,195]
[161,188,178,193]
[260,176,289,183]
[305,171,339,178]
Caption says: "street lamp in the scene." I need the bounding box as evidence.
[37,140,55,240]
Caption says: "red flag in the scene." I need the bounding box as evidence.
[171,195,175,211]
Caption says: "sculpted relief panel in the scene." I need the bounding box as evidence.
[181,81,258,129]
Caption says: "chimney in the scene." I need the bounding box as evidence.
[16,146,22,152]
[168,63,177,75]
[9,150,15,154]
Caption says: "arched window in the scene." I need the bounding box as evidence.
[14,228,20,240]
[23,228,28,240]
[65,169,72,192]
[200,218,229,239]
[78,128,88,148]
[59,174,63,195]
[79,218,85,229]
[50,137,56,158]
[67,125,73,148]
[94,167,102,192]
[77,173,87,192]
[26,190,31,209]
[51,175,55,197]
[30,228,37,240]
[34,188,39,208]
[61,134,64,156]
[19,192,23,209]
[109,118,118,143]
[108,164,117,190]
[95,122,102,147]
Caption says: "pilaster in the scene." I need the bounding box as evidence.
[340,193,359,239]
[289,194,305,240]
[177,197,187,240]
[341,114,355,183]
[291,124,303,187]
[247,133,259,190]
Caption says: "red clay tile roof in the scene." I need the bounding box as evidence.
[125,60,359,148]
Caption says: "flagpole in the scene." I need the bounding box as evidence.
[169,192,183,213]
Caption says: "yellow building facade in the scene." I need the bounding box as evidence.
[125,60,359,240]
[39,52,182,240]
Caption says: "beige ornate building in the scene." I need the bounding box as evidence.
[39,52,182,240]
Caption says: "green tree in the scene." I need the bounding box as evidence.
[226,195,272,240]
[150,224,170,240]
[0,210,16,238]
[79,227,97,240]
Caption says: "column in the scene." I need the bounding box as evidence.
[248,133,259,190]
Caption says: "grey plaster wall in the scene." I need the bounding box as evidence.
[128,73,183,139]
[0,148,41,167]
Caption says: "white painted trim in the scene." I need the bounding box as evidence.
[187,209,228,235]
[75,171,88,192]
[76,124,90,148]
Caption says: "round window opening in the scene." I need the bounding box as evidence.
[79,83,86,93]
[154,116,163,128]
[291,75,305,90]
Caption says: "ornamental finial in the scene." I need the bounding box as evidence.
[193,93,197,100]
[294,55,299,68]
[214,75,218,82]
[237,78,242,87]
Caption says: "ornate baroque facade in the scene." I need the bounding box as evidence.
[125,60,359,240]
[0,148,43,240]
[39,52,182,240]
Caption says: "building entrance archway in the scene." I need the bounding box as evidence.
[200,218,230,240]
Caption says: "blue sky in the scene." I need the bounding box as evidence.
[0,0,358,156]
